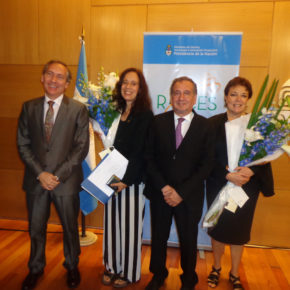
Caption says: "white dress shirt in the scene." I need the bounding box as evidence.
[174,111,194,138]
[43,94,63,123]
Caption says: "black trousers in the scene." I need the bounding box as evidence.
[26,190,80,273]
[149,198,199,288]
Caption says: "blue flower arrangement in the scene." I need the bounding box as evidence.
[239,76,290,166]
[80,68,119,136]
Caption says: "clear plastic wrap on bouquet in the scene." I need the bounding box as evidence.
[202,185,229,228]
[90,114,121,149]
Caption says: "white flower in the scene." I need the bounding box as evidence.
[104,72,119,90]
[261,107,268,115]
[88,82,101,99]
[244,128,264,142]
[270,119,277,125]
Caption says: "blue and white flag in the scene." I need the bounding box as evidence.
[74,39,98,215]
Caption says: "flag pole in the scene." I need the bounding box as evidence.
[80,25,87,239]
[75,27,98,246]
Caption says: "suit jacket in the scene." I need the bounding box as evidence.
[144,110,214,216]
[17,95,90,196]
[113,109,153,186]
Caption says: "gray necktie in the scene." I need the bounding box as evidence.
[44,101,54,142]
[176,117,185,148]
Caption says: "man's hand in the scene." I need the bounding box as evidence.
[161,185,174,196]
[162,185,183,207]
[38,172,60,191]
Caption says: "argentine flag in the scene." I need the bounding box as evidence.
[74,40,98,215]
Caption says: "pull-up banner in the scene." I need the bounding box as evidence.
[142,32,242,248]
[143,32,242,117]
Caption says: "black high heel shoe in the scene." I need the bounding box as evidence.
[207,266,221,288]
[229,272,244,290]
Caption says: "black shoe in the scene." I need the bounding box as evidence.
[145,276,165,290]
[22,271,44,290]
[67,268,81,288]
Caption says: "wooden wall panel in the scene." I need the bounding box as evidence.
[0,65,43,118]
[269,2,290,86]
[210,0,272,2]
[0,0,39,64]
[0,169,27,220]
[0,118,23,170]
[90,5,147,80]
[250,189,290,248]
[239,67,269,112]
[149,0,206,3]
[147,3,273,67]
[38,0,91,65]
[271,154,290,190]
[92,0,148,5]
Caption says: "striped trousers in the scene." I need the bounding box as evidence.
[103,183,145,282]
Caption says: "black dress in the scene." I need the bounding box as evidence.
[206,113,275,245]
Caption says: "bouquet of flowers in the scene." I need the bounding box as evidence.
[203,76,290,228]
[78,67,121,148]
[239,77,290,166]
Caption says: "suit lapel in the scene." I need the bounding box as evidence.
[167,111,177,153]
[35,97,45,140]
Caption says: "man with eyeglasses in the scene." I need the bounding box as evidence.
[17,60,89,289]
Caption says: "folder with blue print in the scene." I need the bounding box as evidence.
[81,148,128,204]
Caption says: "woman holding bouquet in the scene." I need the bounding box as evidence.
[101,68,153,287]
[206,77,274,289]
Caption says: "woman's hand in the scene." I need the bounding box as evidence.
[226,172,250,186]
[226,171,250,187]
[235,166,254,178]
[110,182,127,192]
[226,166,254,186]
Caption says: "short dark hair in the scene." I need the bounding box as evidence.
[224,76,253,99]
[113,67,152,114]
[42,60,72,83]
[170,76,197,96]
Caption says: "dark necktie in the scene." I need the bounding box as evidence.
[176,117,185,148]
[44,101,54,142]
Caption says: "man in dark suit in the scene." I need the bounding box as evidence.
[17,60,89,290]
[144,76,213,290]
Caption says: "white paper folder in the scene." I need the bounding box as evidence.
[81,149,128,204]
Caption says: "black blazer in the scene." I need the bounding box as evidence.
[113,109,154,186]
[144,110,214,215]
[17,96,90,196]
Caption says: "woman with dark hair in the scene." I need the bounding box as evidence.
[101,68,153,288]
[206,77,274,290]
